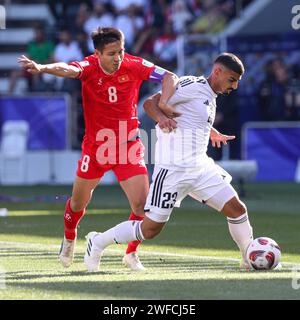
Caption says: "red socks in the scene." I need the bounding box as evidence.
[64,198,85,240]
[64,200,143,254]
[126,211,144,254]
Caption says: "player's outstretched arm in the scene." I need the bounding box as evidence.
[18,55,80,78]
[144,92,177,132]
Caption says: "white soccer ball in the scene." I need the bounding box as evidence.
[246,237,281,270]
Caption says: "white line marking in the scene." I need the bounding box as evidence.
[0,240,299,268]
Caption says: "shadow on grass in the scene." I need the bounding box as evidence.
[4,276,299,300]
[1,241,297,299]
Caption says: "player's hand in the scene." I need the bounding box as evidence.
[158,116,177,133]
[210,129,235,148]
[18,55,42,74]
[158,102,181,118]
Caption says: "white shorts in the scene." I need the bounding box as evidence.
[144,161,238,223]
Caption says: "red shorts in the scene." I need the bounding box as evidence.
[76,139,148,182]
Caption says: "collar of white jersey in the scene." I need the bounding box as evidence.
[205,77,218,98]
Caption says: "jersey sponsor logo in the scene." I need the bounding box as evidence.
[142,59,154,67]
[138,159,146,167]
[203,100,209,106]
[65,213,72,222]
[79,61,89,67]
[179,77,194,87]
[154,67,166,75]
[196,77,206,84]
[118,74,129,83]
[207,104,215,125]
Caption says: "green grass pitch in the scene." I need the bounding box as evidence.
[0,182,299,300]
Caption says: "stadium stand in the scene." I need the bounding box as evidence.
[0,1,54,94]
[0,120,29,184]
[1,0,299,185]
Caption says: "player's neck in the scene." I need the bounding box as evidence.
[98,59,116,75]
[206,76,218,95]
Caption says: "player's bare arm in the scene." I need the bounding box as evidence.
[210,127,236,148]
[143,92,177,132]
[158,71,181,118]
[18,55,80,78]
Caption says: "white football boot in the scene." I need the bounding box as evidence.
[59,237,76,268]
[239,259,251,271]
[84,232,103,272]
[273,262,282,270]
[122,252,146,271]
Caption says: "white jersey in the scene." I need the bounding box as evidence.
[156,75,217,169]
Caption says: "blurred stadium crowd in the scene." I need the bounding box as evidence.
[9,0,253,92]
[4,0,300,158]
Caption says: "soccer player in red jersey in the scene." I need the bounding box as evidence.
[18,27,178,271]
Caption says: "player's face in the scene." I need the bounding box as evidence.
[96,41,125,74]
[217,67,242,94]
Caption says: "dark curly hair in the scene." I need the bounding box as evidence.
[91,27,124,52]
[214,53,245,75]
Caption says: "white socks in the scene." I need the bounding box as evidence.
[91,213,253,261]
[93,220,144,251]
[227,212,253,260]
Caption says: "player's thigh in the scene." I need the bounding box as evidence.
[205,184,239,212]
[190,182,238,213]
[71,176,100,211]
[77,151,108,180]
[74,150,110,207]
[189,165,237,212]
[113,139,148,183]
[119,173,149,216]
[144,167,188,223]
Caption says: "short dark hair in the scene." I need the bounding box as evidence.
[214,53,245,75]
[91,27,124,51]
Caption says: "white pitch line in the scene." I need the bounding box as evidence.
[0,240,299,268]
[0,240,238,261]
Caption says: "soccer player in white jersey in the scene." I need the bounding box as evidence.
[83,52,254,272]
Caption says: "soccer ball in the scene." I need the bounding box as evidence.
[246,237,281,270]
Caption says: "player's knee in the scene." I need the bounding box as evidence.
[70,197,89,212]
[223,197,247,218]
[132,202,146,217]
[232,200,247,218]
[142,227,161,240]
[238,200,247,215]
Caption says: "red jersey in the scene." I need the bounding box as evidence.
[70,53,156,150]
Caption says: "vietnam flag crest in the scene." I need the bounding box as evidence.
[118,74,129,83]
